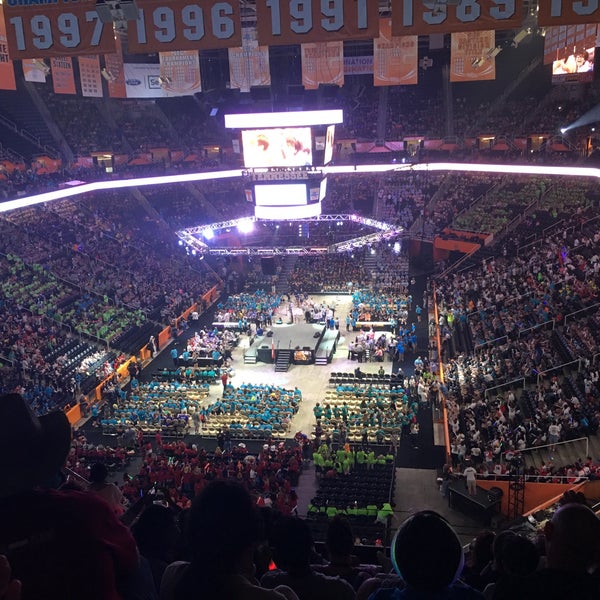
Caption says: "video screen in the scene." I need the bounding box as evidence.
[242,127,313,168]
[324,125,335,165]
[319,177,327,201]
[254,183,308,206]
[552,47,595,83]
[255,202,322,220]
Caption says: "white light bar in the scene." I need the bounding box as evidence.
[224,109,343,129]
[3,162,600,216]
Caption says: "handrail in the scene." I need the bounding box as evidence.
[483,377,526,398]
[536,358,581,384]
[64,466,90,486]
[564,302,600,325]
[501,436,589,463]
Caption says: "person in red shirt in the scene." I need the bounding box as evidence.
[0,393,140,600]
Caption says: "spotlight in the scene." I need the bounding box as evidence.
[237,220,254,234]
[202,229,214,240]
[560,127,567,134]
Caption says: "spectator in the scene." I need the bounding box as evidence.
[261,516,355,600]
[165,480,298,600]
[367,510,483,599]
[517,503,600,599]
[88,462,127,515]
[0,393,140,600]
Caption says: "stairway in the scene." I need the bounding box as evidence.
[243,351,257,365]
[275,255,298,295]
[315,351,328,366]
[275,349,292,372]
[363,251,377,284]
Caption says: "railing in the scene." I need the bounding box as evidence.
[64,466,90,487]
[564,302,600,325]
[483,377,526,398]
[471,319,553,350]
[436,243,480,281]
[536,358,581,385]
[503,436,589,464]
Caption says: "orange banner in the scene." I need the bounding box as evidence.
[539,1,600,26]
[128,0,241,53]
[104,37,126,99]
[0,9,16,90]
[256,0,378,46]
[391,0,522,36]
[301,41,344,90]
[228,27,271,93]
[2,1,116,59]
[159,50,202,96]
[374,19,417,86]
[50,56,76,94]
[78,54,103,97]
[450,30,496,83]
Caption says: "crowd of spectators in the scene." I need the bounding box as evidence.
[39,87,124,155]
[435,207,600,480]
[376,172,442,230]
[289,253,367,294]
[214,290,283,327]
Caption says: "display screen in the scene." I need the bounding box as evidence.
[552,47,595,84]
[255,202,322,220]
[324,125,335,165]
[242,127,313,168]
[319,177,327,201]
[254,183,308,206]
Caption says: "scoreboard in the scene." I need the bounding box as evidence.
[227,109,339,220]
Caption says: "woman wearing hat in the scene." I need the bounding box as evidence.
[0,393,140,600]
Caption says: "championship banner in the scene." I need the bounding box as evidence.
[301,41,344,90]
[78,54,103,97]
[228,27,270,93]
[104,36,126,99]
[256,0,379,46]
[23,58,47,83]
[50,56,77,94]
[450,30,496,83]
[374,19,417,86]
[2,0,116,59]
[539,1,600,26]
[159,50,202,96]
[128,0,241,54]
[391,0,522,36]
[0,9,16,90]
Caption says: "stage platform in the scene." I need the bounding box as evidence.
[447,479,502,525]
[244,322,339,365]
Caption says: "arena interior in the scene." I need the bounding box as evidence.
[2,2,600,598]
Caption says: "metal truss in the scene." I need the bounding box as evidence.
[176,214,403,256]
[207,246,329,256]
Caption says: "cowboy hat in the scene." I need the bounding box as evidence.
[0,394,72,497]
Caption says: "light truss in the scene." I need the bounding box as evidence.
[207,246,329,256]
[176,213,404,256]
[180,213,397,236]
[330,229,401,252]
